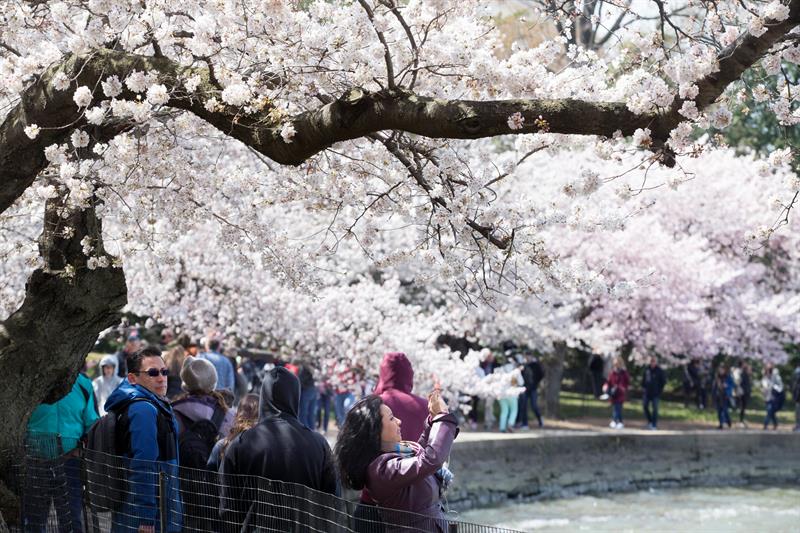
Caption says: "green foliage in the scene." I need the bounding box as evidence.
[713,64,800,169]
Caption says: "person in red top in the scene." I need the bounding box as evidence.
[604,357,630,429]
[373,352,429,441]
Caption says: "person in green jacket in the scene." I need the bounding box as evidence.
[24,372,99,532]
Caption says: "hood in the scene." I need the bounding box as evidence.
[373,352,414,395]
[99,354,119,372]
[99,355,120,381]
[259,366,300,419]
[105,378,171,416]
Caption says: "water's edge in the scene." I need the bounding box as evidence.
[445,431,800,511]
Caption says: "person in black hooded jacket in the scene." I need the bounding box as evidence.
[219,366,339,532]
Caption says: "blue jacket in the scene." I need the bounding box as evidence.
[198,351,236,391]
[105,380,183,532]
[27,373,99,458]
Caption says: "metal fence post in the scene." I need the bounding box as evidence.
[449,522,459,533]
[158,471,167,533]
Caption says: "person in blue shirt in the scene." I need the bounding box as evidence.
[198,338,235,392]
[25,372,99,532]
[105,347,183,533]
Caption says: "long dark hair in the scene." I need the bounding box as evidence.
[218,393,260,462]
[334,395,383,490]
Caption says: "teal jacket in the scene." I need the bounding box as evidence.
[27,373,99,457]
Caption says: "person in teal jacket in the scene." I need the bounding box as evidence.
[24,372,99,532]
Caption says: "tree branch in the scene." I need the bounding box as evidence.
[3,1,799,215]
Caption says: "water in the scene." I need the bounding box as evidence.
[456,486,800,532]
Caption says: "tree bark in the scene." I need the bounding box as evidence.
[0,196,127,524]
[542,340,568,419]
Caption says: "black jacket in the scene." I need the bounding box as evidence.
[220,367,338,531]
[641,365,666,398]
[522,360,545,391]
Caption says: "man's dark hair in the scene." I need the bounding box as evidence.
[208,339,221,351]
[127,346,163,374]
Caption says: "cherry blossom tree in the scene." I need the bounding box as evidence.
[1,0,800,519]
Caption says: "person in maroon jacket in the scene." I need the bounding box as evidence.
[335,391,458,533]
[373,352,429,441]
[604,357,630,429]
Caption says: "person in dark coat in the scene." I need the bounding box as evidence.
[641,356,666,429]
[711,365,734,429]
[738,361,753,427]
[373,352,429,441]
[297,362,319,430]
[516,353,544,428]
[219,367,338,532]
[588,354,605,398]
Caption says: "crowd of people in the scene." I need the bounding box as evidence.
[21,331,800,532]
[590,356,799,431]
[24,341,458,532]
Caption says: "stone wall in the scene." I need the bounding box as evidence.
[446,432,800,510]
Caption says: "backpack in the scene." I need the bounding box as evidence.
[84,398,148,512]
[177,405,226,469]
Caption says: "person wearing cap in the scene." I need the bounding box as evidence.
[171,358,235,439]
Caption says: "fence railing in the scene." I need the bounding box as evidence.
[8,434,521,533]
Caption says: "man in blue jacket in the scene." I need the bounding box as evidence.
[105,347,183,532]
[25,372,99,532]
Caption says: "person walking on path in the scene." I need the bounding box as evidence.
[93,354,123,416]
[24,373,99,532]
[373,352,429,441]
[497,360,523,433]
[588,354,605,399]
[316,378,333,434]
[792,361,800,432]
[641,356,666,430]
[335,391,458,533]
[711,365,734,429]
[480,351,497,430]
[333,364,357,428]
[104,347,183,533]
[683,359,704,409]
[516,354,544,429]
[761,363,784,430]
[604,358,629,429]
[736,361,753,427]
[220,367,338,531]
[298,361,319,430]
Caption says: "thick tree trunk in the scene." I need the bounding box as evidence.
[542,341,568,419]
[0,196,126,525]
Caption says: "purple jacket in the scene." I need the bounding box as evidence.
[373,352,429,441]
[172,394,234,438]
[364,413,458,531]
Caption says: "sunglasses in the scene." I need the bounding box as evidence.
[134,368,169,377]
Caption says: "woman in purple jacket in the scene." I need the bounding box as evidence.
[335,391,458,532]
